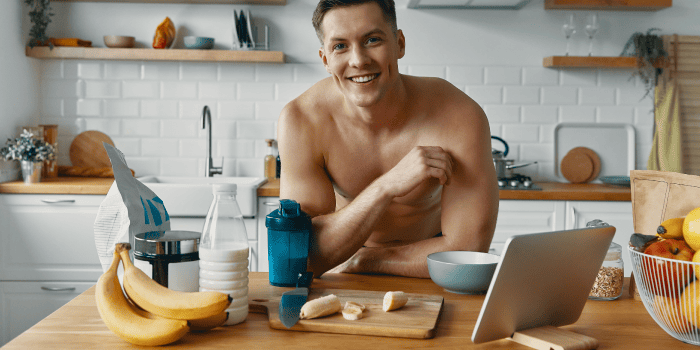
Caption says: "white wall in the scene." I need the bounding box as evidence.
[18,0,700,180]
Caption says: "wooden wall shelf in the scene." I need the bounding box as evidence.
[25,46,285,63]
[543,56,639,68]
[52,0,286,5]
[544,0,672,11]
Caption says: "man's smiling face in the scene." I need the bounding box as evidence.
[319,2,405,108]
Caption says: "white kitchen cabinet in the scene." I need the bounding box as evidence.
[0,281,93,346]
[256,197,280,273]
[491,200,567,255]
[566,201,634,276]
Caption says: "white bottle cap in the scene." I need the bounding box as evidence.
[213,183,237,194]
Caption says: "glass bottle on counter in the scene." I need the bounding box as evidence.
[199,183,249,325]
[264,139,276,180]
[589,242,624,300]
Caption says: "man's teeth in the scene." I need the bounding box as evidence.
[351,74,377,83]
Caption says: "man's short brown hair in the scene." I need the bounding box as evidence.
[312,0,397,45]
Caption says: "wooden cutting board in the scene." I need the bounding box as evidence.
[69,131,114,168]
[249,285,444,339]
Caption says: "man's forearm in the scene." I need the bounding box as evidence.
[353,236,451,278]
[308,179,395,276]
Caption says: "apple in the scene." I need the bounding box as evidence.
[643,239,695,297]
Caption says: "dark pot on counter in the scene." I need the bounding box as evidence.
[491,136,537,179]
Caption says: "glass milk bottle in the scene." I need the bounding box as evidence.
[199,183,249,325]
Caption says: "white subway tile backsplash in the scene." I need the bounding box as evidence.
[162,119,199,138]
[484,67,521,86]
[598,106,635,124]
[520,143,553,161]
[123,81,160,99]
[236,121,275,139]
[219,101,255,119]
[580,87,616,105]
[44,80,81,98]
[560,106,596,123]
[502,124,539,142]
[124,157,160,177]
[104,100,140,118]
[446,66,483,85]
[541,87,577,105]
[142,100,179,119]
[181,101,217,119]
[293,64,329,83]
[503,87,539,105]
[238,83,274,100]
[85,80,120,99]
[104,63,140,80]
[237,158,263,177]
[560,70,597,86]
[42,98,64,118]
[180,63,218,81]
[179,139,207,158]
[199,82,236,100]
[219,139,255,158]
[408,65,446,78]
[540,124,555,143]
[618,88,647,105]
[599,70,636,87]
[256,102,286,120]
[276,83,313,102]
[78,62,102,79]
[220,63,256,82]
[484,105,520,123]
[160,158,199,177]
[465,86,502,105]
[76,99,102,117]
[523,68,558,86]
[112,138,141,156]
[64,62,79,79]
[522,106,558,124]
[635,106,655,126]
[256,64,294,83]
[142,139,179,157]
[43,61,63,79]
[122,119,160,137]
[142,62,179,81]
[211,120,237,139]
[162,81,198,99]
[84,118,121,136]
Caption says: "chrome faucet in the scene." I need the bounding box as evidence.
[201,105,223,177]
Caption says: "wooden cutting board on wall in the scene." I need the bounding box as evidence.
[249,284,444,339]
[69,131,114,168]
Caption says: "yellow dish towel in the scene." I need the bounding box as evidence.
[648,80,682,172]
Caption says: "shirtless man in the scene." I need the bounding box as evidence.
[276,0,499,278]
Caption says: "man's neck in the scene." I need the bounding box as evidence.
[344,74,410,132]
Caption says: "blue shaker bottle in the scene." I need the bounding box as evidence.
[265,199,312,287]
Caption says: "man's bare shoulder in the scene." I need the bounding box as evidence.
[405,75,486,125]
[279,77,339,127]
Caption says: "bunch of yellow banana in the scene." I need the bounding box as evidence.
[95,243,231,346]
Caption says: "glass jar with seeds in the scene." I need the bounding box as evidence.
[589,242,624,300]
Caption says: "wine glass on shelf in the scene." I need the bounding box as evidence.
[585,13,599,56]
[562,14,576,56]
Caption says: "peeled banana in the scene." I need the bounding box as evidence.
[658,217,685,239]
[117,243,231,320]
[299,294,341,319]
[383,291,408,312]
[95,249,189,346]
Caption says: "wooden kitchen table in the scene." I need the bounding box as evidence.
[2,272,693,349]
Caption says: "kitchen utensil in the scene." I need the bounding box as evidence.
[103,35,135,48]
[250,286,444,338]
[599,175,630,187]
[576,146,601,182]
[266,199,312,287]
[133,230,200,292]
[491,136,538,178]
[183,36,214,50]
[426,251,499,294]
[69,130,114,168]
[279,271,313,329]
[554,123,635,180]
[560,148,594,183]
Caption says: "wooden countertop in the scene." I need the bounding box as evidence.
[0,177,631,201]
[1,273,692,349]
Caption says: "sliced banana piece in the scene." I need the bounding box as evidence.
[300,294,341,320]
[342,306,363,320]
[344,301,366,311]
[383,291,408,312]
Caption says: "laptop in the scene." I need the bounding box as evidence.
[471,225,616,344]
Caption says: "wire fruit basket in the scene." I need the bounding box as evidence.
[629,247,700,345]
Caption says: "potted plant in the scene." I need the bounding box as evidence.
[1,129,55,184]
[620,28,668,100]
[25,0,53,48]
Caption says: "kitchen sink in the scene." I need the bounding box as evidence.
[137,176,267,217]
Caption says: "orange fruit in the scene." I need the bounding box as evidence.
[682,281,700,329]
[654,294,694,334]
[683,207,700,251]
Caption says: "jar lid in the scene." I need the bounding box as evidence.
[265,199,312,231]
[605,241,622,261]
[213,183,237,194]
[134,230,200,257]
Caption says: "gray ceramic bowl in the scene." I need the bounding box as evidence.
[183,36,214,50]
[427,251,500,294]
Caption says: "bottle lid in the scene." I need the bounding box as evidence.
[213,183,237,194]
[134,230,200,258]
[265,199,312,231]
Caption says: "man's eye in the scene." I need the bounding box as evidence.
[366,37,381,44]
[333,43,346,51]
